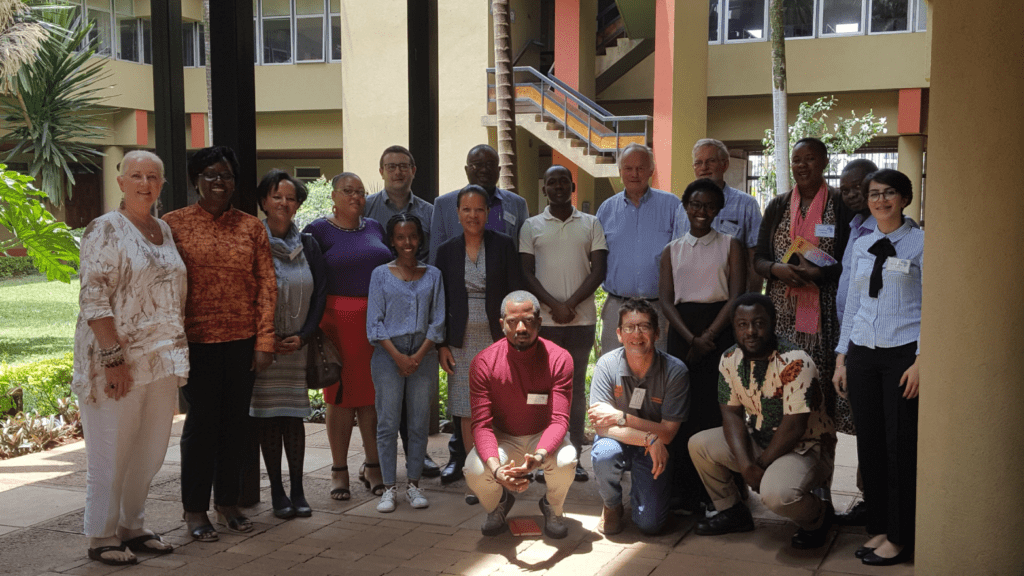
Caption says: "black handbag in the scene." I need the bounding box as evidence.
[306,327,342,391]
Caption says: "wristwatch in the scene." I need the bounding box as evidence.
[616,412,626,427]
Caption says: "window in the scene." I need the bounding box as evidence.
[295,167,322,183]
[142,18,152,64]
[870,0,909,33]
[821,0,863,35]
[251,1,332,65]
[182,22,207,67]
[708,0,721,43]
[783,0,815,38]
[262,0,292,63]
[915,0,927,31]
[726,0,766,41]
[86,0,113,56]
[117,18,140,61]
[330,0,341,60]
[295,0,325,62]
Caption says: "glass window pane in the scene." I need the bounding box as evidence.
[263,19,292,63]
[331,14,341,60]
[198,24,206,66]
[784,0,814,38]
[331,0,340,13]
[262,0,290,17]
[183,23,195,66]
[113,0,133,15]
[915,0,926,30]
[88,9,113,56]
[296,0,324,16]
[726,0,765,40]
[822,0,862,34]
[296,17,323,61]
[143,18,151,64]
[871,0,908,32]
[254,18,259,63]
[117,17,139,61]
[708,0,719,42]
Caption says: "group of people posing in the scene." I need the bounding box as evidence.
[72,136,921,569]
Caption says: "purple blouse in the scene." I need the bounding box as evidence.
[303,217,393,297]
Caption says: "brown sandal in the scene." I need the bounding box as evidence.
[330,465,351,500]
[359,462,385,496]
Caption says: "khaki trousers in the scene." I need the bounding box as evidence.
[465,431,577,515]
[688,427,832,530]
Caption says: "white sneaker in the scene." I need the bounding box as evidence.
[406,484,429,509]
[376,486,397,513]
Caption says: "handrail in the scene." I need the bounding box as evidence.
[486,66,651,124]
[544,71,613,116]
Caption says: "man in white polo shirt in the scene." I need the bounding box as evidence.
[520,165,607,482]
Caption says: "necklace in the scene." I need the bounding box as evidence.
[327,216,364,232]
[392,261,418,282]
[120,209,160,242]
[282,272,304,319]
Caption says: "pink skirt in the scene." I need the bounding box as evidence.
[320,295,374,408]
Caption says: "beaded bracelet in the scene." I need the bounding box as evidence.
[99,343,125,368]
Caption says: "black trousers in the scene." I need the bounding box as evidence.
[846,342,918,546]
[180,338,257,512]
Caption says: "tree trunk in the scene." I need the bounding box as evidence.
[491,0,516,192]
[203,0,213,144]
[770,0,789,196]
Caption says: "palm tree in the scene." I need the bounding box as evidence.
[0,0,46,84]
[491,0,516,192]
[769,0,789,195]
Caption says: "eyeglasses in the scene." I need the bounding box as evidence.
[621,323,653,334]
[128,174,164,185]
[686,200,717,213]
[867,189,899,203]
[200,171,235,182]
[383,163,413,173]
[503,316,538,329]
[335,187,366,197]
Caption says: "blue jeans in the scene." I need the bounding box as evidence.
[591,435,672,534]
[371,333,437,486]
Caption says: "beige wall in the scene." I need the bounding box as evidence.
[917,0,1024,572]
[256,159,345,184]
[255,111,343,151]
[437,1,492,195]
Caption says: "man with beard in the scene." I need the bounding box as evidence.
[688,293,837,549]
[463,291,578,539]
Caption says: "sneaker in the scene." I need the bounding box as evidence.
[481,491,515,536]
[694,502,754,536]
[538,497,568,539]
[376,486,397,513]
[406,484,429,509]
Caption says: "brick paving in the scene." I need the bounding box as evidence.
[0,417,913,575]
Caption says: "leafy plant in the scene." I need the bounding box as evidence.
[0,0,47,83]
[0,255,37,278]
[0,164,79,281]
[759,96,887,196]
[0,352,74,417]
[294,177,334,231]
[1,3,109,206]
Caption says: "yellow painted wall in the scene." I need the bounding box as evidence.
[437,1,492,195]
[339,0,408,187]
[255,111,344,151]
[256,159,345,184]
[254,64,343,112]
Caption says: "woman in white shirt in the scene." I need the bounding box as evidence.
[659,178,745,512]
[833,169,923,567]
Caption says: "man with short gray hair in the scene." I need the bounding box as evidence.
[464,291,578,538]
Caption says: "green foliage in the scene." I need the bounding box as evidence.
[0,164,79,281]
[0,352,73,417]
[0,396,80,459]
[759,96,887,196]
[1,5,109,205]
[295,177,334,230]
[0,255,37,278]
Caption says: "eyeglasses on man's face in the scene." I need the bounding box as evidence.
[621,323,653,335]
[383,163,413,173]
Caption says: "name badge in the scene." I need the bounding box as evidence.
[717,220,740,237]
[628,388,646,410]
[503,211,516,226]
[814,224,835,238]
[886,257,911,274]
[527,394,548,405]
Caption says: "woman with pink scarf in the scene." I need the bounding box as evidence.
[753,137,853,448]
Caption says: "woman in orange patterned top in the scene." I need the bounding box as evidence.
[163,146,277,543]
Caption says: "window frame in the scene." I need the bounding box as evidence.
[867,0,912,35]
[260,0,295,65]
[294,0,327,63]
[723,0,769,44]
[818,0,867,37]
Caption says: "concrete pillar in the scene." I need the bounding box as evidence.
[102,146,125,213]
[917,0,1024,573]
[340,0,408,188]
[437,2,491,195]
[553,0,597,210]
[896,135,924,224]
[651,0,707,196]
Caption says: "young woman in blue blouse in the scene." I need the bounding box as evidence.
[833,169,923,567]
[366,214,446,513]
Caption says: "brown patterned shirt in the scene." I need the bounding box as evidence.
[163,204,277,352]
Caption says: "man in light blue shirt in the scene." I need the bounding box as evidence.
[428,144,529,264]
[836,159,879,327]
[596,143,677,353]
[365,145,434,262]
[672,139,763,292]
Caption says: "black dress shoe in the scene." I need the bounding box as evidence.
[694,502,755,536]
[854,546,875,559]
[440,461,464,484]
[791,502,833,549]
[862,547,913,566]
[835,500,868,526]
[421,456,441,478]
[574,463,588,482]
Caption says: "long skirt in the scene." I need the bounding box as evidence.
[251,342,311,418]
[320,295,375,408]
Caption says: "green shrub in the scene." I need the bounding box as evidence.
[0,256,38,279]
[0,352,74,417]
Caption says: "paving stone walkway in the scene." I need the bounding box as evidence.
[0,417,913,575]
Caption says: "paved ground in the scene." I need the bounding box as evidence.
[0,417,913,575]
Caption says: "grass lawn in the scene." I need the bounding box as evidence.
[0,274,79,367]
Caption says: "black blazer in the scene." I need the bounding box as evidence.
[297,232,329,342]
[434,230,523,348]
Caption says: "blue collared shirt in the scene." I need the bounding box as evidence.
[837,214,920,324]
[428,187,528,265]
[596,186,678,299]
[671,184,762,248]
[364,191,434,262]
[836,220,923,355]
